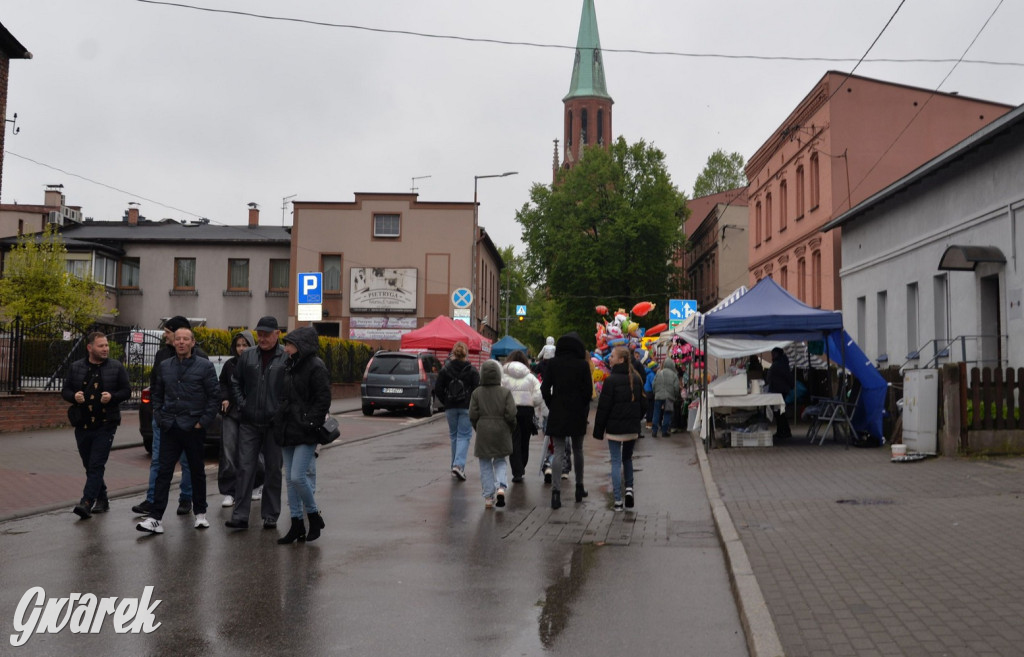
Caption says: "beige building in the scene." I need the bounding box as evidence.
[290,193,504,347]
[682,187,749,310]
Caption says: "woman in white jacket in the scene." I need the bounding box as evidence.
[501,350,546,482]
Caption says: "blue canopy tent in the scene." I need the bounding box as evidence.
[491,335,528,358]
[699,277,865,450]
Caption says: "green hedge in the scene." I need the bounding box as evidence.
[966,400,1022,425]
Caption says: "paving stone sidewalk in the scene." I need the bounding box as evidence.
[708,435,1024,657]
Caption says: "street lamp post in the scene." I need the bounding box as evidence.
[472,171,517,330]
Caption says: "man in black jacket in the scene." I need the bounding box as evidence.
[227,315,287,529]
[132,315,209,518]
[62,331,131,519]
[137,326,219,534]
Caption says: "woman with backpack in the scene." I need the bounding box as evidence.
[434,341,479,481]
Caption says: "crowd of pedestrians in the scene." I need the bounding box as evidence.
[65,324,691,532]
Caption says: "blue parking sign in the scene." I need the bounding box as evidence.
[297,272,323,304]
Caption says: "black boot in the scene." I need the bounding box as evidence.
[551,490,561,510]
[277,517,306,544]
[306,511,325,542]
[575,483,588,503]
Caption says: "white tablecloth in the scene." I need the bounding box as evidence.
[693,392,785,440]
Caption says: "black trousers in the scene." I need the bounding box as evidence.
[152,426,208,519]
[75,424,116,503]
[510,406,535,478]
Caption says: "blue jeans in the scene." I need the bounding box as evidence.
[282,444,318,518]
[478,457,508,499]
[651,400,673,435]
[446,408,472,469]
[147,418,191,503]
[75,424,115,503]
[607,439,635,502]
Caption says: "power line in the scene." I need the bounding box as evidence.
[135,0,1024,68]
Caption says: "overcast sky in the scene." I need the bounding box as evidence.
[3,0,1023,252]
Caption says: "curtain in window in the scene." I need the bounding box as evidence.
[270,260,289,290]
[229,259,249,289]
[323,255,341,291]
[176,259,196,288]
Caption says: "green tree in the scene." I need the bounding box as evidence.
[0,225,110,328]
[516,137,687,344]
[692,148,747,198]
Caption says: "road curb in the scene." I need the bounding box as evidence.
[692,437,785,657]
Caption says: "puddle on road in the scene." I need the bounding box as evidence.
[536,544,599,649]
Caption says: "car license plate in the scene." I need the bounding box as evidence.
[383,387,403,394]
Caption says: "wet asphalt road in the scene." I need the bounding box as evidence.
[0,412,747,657]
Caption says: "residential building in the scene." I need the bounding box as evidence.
[289,193,504,346]
[824,103,1024,369]
[555,0,613,179]
[745,71,1013,310]
[0,21,31,206]
[0,184,83,238]
[1,194,291,330]
[682,187,749,310]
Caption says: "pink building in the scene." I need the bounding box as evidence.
[682,187,749,310]
[745,71,1012,309]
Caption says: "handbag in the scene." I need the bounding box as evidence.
[317,415,340,445]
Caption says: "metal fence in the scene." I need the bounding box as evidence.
[0,317,164,407]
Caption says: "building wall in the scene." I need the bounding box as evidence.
[115,241,290,330]
[746,72,1012,310]
[290,194,495,347]
[839,123,1024,368]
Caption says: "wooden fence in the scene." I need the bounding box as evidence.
[966,366,1024,431]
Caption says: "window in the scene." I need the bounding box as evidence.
[581,108,588,144]
[175,258,196,290]
[65,259,90,280]
[933,274,948,344]
[228,259,249,291]
[765,193,773,239]
[877,291,888,360]
[906,282,919,357]
[373,214,400,238]
[566,110,573,146]
[597,109,604,145]
[779,180,788,230]
[811,250,822,307]
[795,166,805,218]
[809,153,820,209]
[755,201,762,245]
[121,258,140,288]
[94,255,118,287]
[322,254,341,292]
[797,257,806,301]
[857,296,867,345]
[269,259,289,291]
[780,265,788,290]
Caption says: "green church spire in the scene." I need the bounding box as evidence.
[563,0,611,101]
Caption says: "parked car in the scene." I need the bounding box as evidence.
[139,356,229,453]
[361,351,442,417]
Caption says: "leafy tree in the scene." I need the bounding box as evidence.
[516,137,687,344]
[692,148,747,198]
[0,225,110,328]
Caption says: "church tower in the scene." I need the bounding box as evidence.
[556,0,613,179]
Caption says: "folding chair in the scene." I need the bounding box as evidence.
[809,377,861,446]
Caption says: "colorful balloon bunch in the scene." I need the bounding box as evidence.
[591,301,668,393]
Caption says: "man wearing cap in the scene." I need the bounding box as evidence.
[227,315,287,529]
[132,316,209,518]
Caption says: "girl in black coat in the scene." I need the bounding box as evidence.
[593,346,646,511]
[274,327,332,544]
[540,332,593,509]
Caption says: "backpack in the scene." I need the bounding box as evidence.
[445,368,469,405]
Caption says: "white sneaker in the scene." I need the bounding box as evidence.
[252,486,263,501]
[221,495,235,507]
[136,518,163,534]
[194,513,210,529]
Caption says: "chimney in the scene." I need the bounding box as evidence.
[248,202,259,227]
[128,202,139,226]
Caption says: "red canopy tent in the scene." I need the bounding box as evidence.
[400,315,492,365]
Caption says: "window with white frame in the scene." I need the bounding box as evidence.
[373,214,400,238]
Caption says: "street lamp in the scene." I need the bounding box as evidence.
[472,171,518,329]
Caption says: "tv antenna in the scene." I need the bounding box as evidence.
[411,175,431,194]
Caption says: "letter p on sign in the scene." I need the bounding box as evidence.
[297,272,323,304]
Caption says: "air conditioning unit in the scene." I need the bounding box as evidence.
[47,211,61,225]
